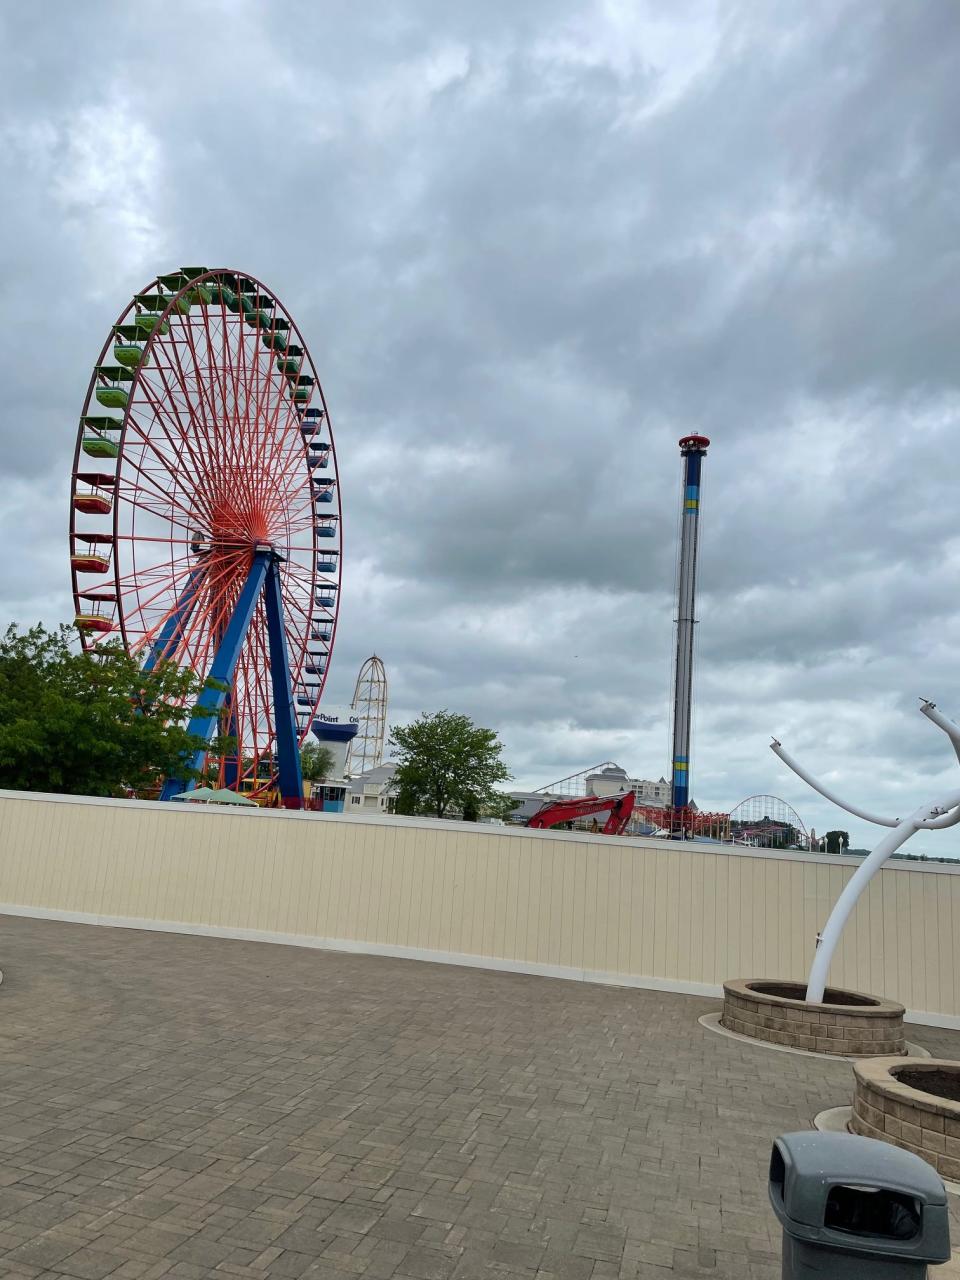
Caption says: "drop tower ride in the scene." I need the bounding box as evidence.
[670,433,710,821]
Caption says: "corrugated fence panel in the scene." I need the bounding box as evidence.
[1,789,959,1025]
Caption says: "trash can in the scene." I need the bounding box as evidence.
[769,1131,950,1278]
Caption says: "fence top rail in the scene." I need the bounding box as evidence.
[2,788,960,877]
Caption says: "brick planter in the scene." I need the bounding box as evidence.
[852,1059,960,1182]
[721,978,905,1056]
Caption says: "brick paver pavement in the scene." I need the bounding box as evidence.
[0,914,958,1280]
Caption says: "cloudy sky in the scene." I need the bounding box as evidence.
[2,1,959,850]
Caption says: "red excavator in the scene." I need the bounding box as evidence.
[526,790,635,835]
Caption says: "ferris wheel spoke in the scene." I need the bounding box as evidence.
[125,583,199,642]
[121,407,215,524]
[147,342,224,516]
[171,316,237,503]
[176,558,247,675]
[113,549,205,593]
[182,309,225,449]
[136,358,214,485]
[193,304,233,470]
[147,339,237,522]
[114,477,201,530]
[119,568,209,648]
[237,315,262,509]
[259,423,314,514]
[114,548,198,582]
[115,549,242,636]
[252,359,292,520]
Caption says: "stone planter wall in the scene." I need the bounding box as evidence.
[722,978,905,1056]
[852,1058,960,1182]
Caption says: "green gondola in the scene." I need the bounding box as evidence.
[133,314,169,336]
[277,357,300,375]
[95,387,128,409]
[264,329,290,352]
[113,343,149,369]
[82,435,120,457]
[82,417,123,455]
[183,282,213,306]
[210,283,239,311]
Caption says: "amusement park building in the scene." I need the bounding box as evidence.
[509,764,673,825]
[346,763,398,813]
[507,791,556,823]
[585,765,671,807]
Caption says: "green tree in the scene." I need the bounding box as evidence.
[0,623,226,797]
[389,710,511,819]
[824,829,850,855]
[300,741,335,782]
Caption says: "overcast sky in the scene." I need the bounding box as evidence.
[2,1,959,851]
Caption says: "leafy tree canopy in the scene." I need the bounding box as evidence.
[389,710,511,819]
[824,829,850,854]
[0,623,223,798]
[300,740,336,782]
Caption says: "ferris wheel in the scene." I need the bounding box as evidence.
[68,267,341,805]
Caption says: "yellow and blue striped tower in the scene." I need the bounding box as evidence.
[671,433,710,818]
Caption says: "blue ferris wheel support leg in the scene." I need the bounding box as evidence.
[222,703,240,790]
[263,557,305,809]
[159,549,272,801]
[141,562,206,672]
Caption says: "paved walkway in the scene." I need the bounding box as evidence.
[0,915,958,1280]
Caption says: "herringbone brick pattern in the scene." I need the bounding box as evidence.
[0,914,958,1279]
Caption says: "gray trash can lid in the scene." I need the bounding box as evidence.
[773,1132,947,1229]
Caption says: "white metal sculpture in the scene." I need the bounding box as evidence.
[772,699,960,1003]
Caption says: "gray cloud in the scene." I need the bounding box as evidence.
[2,0,959,851]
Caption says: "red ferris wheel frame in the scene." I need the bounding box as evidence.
[68,267,342,797]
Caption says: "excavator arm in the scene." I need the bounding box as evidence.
[526,790,635,835]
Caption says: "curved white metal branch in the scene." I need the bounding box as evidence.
[920,699,960,768]
[916,797,960,830]
[769,739,899,828]
[806,815,919,1002]
[773,698,960,1004]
